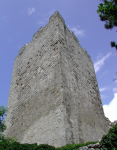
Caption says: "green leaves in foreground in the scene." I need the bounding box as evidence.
[97,0,117,50]
[99,123,117,150]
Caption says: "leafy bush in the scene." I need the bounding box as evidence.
[0,139,56,150]
[0,134,18,144]
[55,140,99,150]
[35,144,55,150]
[0,134,55,150]
[99,123,117,150]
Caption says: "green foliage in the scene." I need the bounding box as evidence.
[1,105,117,150]
[0,141,56,150]
[97,0,117,50]
[55,140,98,150]
[35,144,55,150]
[0,140,56,150]
[0,134,18,144]
[0,106,98,150]
[111,41,117,49]
[0,105,18,145]
[97,0,117,29]
[99,123,117,150]
[0,105,9,133]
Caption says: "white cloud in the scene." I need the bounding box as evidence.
[94,52,112,73]
[96,53,103,61]
[28,8,35,15]
[103,93,117,122]
[99,87,110,92]
[70,27,85,37]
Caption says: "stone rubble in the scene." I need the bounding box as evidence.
[78,142,103,150]
[105,117,117,128]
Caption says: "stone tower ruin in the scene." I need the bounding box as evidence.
[2,11,110,148]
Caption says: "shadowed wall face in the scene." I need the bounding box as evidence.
[57,16,110,144]
[2,11,110,148]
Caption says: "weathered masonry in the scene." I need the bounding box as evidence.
[3,11,110,148]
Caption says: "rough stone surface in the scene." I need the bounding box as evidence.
[78,142,103,150]
[104,117,117,129]
[78,146,89,150]
[2,11,111,148]
[111,120,117,126]
[87,143,101,148]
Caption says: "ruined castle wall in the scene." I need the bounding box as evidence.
[58,21,110,145]
[3,12,68,148]
[2,11,110,148]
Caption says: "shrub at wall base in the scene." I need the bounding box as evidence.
[99,123,117,150]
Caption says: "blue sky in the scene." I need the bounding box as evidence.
[0,0,117,124]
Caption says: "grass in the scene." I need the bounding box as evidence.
[0,135,99,150]
[55,140,99,150]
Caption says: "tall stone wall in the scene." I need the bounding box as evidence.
[58,21,110,144]
[2,11,110,148]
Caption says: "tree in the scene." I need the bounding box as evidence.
[97,0,117,50]
[0,105,8,134]
[0,105,18,144]
[0,105,9,142]
[97,0,117,81]
[99,122,117,150]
